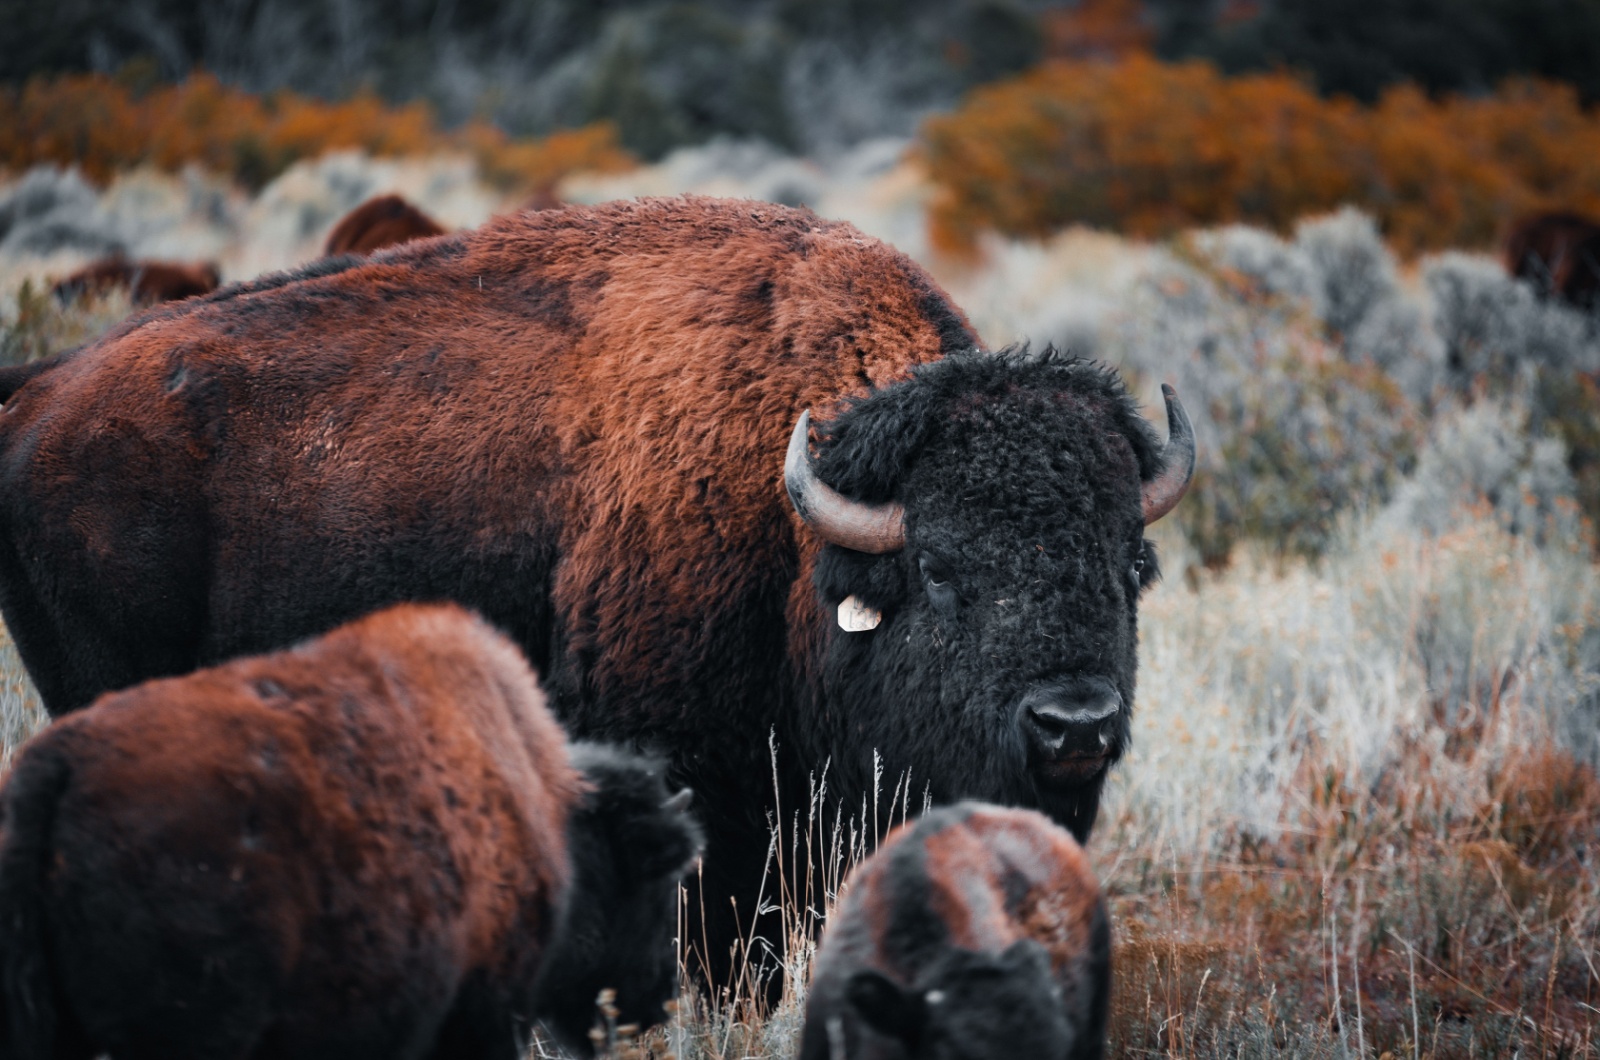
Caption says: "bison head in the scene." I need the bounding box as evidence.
[786,349,1193,841]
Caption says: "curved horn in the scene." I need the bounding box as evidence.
[784,410,906,554]
[1142,384,1196,525]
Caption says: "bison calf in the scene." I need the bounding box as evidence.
[800,804,1110,1060]
[0,602,700,1060]
[51,256,221,305]
[324,194,447,256]
[539,742,703,1053]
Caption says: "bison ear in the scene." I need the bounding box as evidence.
[847,970,926,1047]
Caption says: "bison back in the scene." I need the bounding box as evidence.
[324,194,448,256]
[0,198,974,745]
[801,804,1109,1060]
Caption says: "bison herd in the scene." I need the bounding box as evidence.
[0,190,1201,1058]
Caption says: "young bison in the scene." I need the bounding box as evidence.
[800,804,1110,1060]
[324,194,447,256]
[0,602,701,1060]
[51,256,221,305]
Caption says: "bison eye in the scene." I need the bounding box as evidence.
[1130,540,1159,593]
[918,553,959,615]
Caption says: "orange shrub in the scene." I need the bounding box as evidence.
[0,72,635,193]
[922,57,1600,256]
[460,121,636,199]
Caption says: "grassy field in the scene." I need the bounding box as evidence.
[2,151,1597,1058]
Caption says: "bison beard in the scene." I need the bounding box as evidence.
[0,197,1188,985]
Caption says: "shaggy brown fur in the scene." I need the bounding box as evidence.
[0,603,580,1060]
[51,256,221,305]
[1504,211,1600,310]
[800,804,1109,1060]
[0,196,1059,979]
[324,194,448,256]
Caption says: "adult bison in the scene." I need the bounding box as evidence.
[0,602,701,1060]
[0,196,1192,978]
[324,193,448,256]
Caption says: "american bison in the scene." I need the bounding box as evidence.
[538,741,703,1051]
[0,196,1191,978]
[51,255,221,305]
[324,194,448,256]
[799,803,1110,1060]
[0,602,701,1060]
[1504,211,1600,312]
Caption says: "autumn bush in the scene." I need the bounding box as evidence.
[921,56,1600,256]
[0,72,635,195]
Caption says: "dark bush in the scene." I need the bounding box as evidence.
[1152,0,1600,105]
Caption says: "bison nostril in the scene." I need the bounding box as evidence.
[1026,704,1074,745]
[1019,680,1122,759]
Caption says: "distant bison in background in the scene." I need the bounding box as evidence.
[50,255,221,305]
[1505,211,1600,312]
[0,197,1191,980]
[324,193,447,256]
[0,602,701,1060]
[799,804,1110,1060]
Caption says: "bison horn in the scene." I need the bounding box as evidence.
[663,788,694,813]
[1142,384,1196,525]
[784,410,906,554]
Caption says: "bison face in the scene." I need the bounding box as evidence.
[535,744,704,1055]
[840,942,1076,1060]
[791,350,1192,842]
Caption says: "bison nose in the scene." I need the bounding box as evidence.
[1019,679,1122,760]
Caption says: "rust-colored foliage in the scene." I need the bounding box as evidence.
[0,72,635,193]
[1485,748,1600,863]
[922,57,1600,257]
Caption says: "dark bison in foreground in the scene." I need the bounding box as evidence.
[51,255,221,305]
[0,602,701,1060]
[324,194,447,256]
[1504,211,1600,312]
[0,196,1191,978]
[800,804,1110,1060]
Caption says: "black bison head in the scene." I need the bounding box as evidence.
[787,349,1193,841]
[840,941,1077,1060]
[534,743,703,1055]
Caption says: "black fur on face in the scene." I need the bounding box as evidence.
[846,941,1076,1060]
[803,349,1165,842]
[533,742,704,1055]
